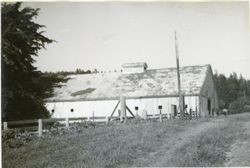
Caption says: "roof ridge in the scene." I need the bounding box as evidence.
[147,64,210,71]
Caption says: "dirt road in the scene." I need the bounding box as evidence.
[130,115,250,167]
[131,119,224,167]
[225,120,250,166]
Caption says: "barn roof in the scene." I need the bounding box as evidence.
[46,64,210,102]
[122,62,148,68]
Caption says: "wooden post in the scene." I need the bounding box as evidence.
[135,106,139,118]
[65,118,69,129]
[158,105,163,122]
[159,113,163,123]
[120,96,127,122]
[119,109,122,122]
[38,119,43,137]
[3,122,8,130]
[105,116,109,125]
[142,110,147,120]
[175,31,184,119]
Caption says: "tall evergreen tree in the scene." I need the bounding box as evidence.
[1,2,54,121]
[214,71,250,111]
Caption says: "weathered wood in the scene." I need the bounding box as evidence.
[120,96,127,122]
[89,116,106,120]
[105,116,109,124]
[43,118,65,123]
[110,116,119,121]
[159,114,163,122]
[175,31,184,119]
[69,117,88,121]
[126,106,135,117]
[142,110,147,120]
[65,118,69,129]
[38,119,43,137]
[3,122,8,130]
[159,108,163,122]
[135,107,139,118]
[8,119,38,125]
[110,100,120,117]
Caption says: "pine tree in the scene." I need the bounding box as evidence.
[1,2,54,121]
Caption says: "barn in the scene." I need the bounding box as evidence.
[45,63,219,119]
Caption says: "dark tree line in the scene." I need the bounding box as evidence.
[44,68,92,76]
[213,72,250,113]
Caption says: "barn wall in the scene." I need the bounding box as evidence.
[46,96,199,118]
[200,66,219,116]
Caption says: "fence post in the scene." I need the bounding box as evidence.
[3,122,8,130]
[65,118,69,129]
[105,116,109,125]
[38,119,43,137]
[119,109,122,122]
[120,96,127,122]
[135,106,139,118]
[159,106,163,122]
[142,110,147,120]
[159,113,163,122]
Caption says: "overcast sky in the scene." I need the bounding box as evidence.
[24,2,250,79]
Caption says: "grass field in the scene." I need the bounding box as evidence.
[2,113,250,167]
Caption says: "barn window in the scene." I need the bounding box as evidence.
[71,108,74,112]
[158,105,162,109]
[51,109,55,113]
[135,106,139,110]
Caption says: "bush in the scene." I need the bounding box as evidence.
[228,97,250,114]
[2,129,36,148]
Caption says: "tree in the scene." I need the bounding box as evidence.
[214,71,250,112]
[1,2,54,121]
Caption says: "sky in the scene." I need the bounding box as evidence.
[24,2,250,79]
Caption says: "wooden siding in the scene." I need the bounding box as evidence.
[199,65,219,116]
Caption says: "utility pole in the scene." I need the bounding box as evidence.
[175,31,184,119]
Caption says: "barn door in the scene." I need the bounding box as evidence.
[171,104,177,117]
[207,98,211,116]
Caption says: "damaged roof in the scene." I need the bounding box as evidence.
[46,65,210,102]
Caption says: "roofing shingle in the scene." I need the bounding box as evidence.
[46,64,209,102]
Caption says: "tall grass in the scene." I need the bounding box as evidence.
[167,116,249,167]
[2,114,250,168]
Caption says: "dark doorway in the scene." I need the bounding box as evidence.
[171,104,177,117]
[207,98,211,115]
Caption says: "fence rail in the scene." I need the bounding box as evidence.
[2,116,111,137]
[2,113,198,137]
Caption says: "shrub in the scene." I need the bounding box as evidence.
[228,97,250,114]
[2,129,36,148]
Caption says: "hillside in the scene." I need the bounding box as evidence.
[2,113,250,167]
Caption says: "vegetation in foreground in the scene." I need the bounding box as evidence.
[2,113,250,168]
